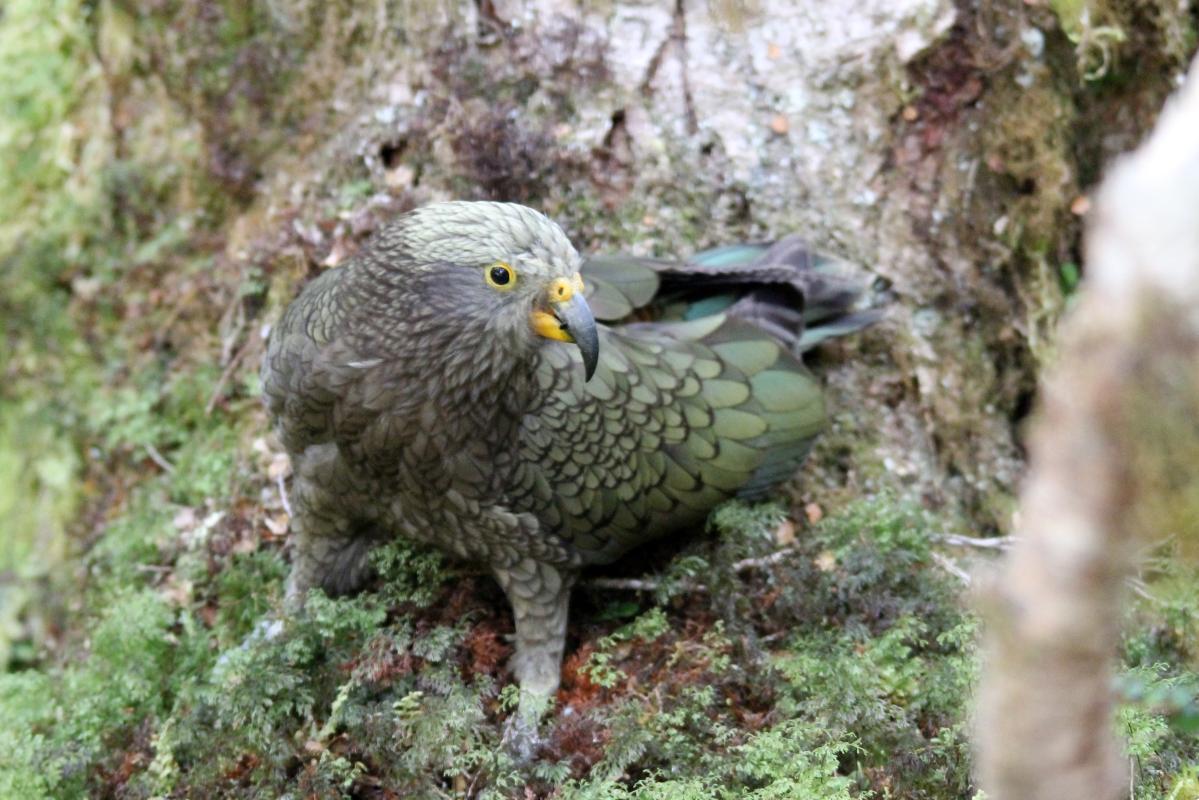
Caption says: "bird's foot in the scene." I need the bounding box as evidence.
[501,712,542,764]
[500,689,553,764]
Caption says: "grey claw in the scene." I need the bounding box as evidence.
[501,711,543,764]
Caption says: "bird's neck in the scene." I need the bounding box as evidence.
[343,263,540,440]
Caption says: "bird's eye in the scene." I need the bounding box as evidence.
[485,262,516,290]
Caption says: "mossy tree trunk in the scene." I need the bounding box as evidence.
[30,0,1183,535]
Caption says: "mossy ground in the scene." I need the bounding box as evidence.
[1,1,1197,798]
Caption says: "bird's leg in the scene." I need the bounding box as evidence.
[492,559,576,761]
[285,512,377,608]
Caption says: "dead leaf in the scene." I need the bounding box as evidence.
[268,453,292,480]
[774,518,797,546]
[384,164,415,189]
[159,577,193,606]
[232,534,258,555]
[322,238,353,268]
[173,507,197,531]
[264,513,290,536]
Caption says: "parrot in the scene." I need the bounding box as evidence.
[260,200,876,749]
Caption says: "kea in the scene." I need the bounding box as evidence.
[262,201,875,740]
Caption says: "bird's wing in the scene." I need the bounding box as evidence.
[579,256,662,320]
[581,237,880,348]
[509,313,826,564]
[260,268,359,454]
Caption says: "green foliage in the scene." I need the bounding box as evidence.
[1166,766,1199,800]
[370,538,450,608]
[0,0,99,250]
[563,722,858,800]
[775,619,975,797]
[757,500,976,798]
[582,608,672,689]
[0,407,81,580]
[213,551,289,643]
[0,589,177,798]
[0,0,106,670]
[1119,559,1199,800]
[561,498,977,799]
[1058,261,1081,295]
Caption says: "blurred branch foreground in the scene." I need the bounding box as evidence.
[978,57,1199,799]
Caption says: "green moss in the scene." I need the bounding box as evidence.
[560,497,978,798]
[1120,532,1199,798]
[563,721,858,800]
[1051,0,1195,82]
[0,0,100,250]
[0,589,177,799]
[0,671,61,799]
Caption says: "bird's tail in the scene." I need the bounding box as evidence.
[654,236,882,352]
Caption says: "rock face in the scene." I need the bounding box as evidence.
[128,0,1180,529]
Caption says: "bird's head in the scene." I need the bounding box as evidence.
[379,201,599,380]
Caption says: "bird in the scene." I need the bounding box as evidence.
[261,200,876,747]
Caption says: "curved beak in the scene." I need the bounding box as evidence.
[531,275,599,381]
[554,292,599,381]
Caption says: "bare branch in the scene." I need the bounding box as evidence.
[977,55,1199,800]
[145,444,176,474]
[933,533,1017,550]
[931,551,972,585]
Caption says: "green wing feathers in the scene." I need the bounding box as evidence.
[521,235,878,563]
[515,314,826,562]
[579,256,661,320]
[582,236,880,351]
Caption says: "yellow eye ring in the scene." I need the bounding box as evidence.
[485,262,517,290]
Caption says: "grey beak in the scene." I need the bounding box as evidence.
[554,293,599,381]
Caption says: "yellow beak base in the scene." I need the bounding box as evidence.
[531,309,575,342]
[530,274,586,342]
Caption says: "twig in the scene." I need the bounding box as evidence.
[205,327,260,416]
[217,297,246,367]
[931,551,972,585]
[933,533,1018,550]
[731,547,798,572]
[145,444,176,473]
[587,575,672,592]
[276,473,294,518]
[589,546,801,591]
[588,547,800,592]
[1125,576,1158,603]
[588,537,990,592]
